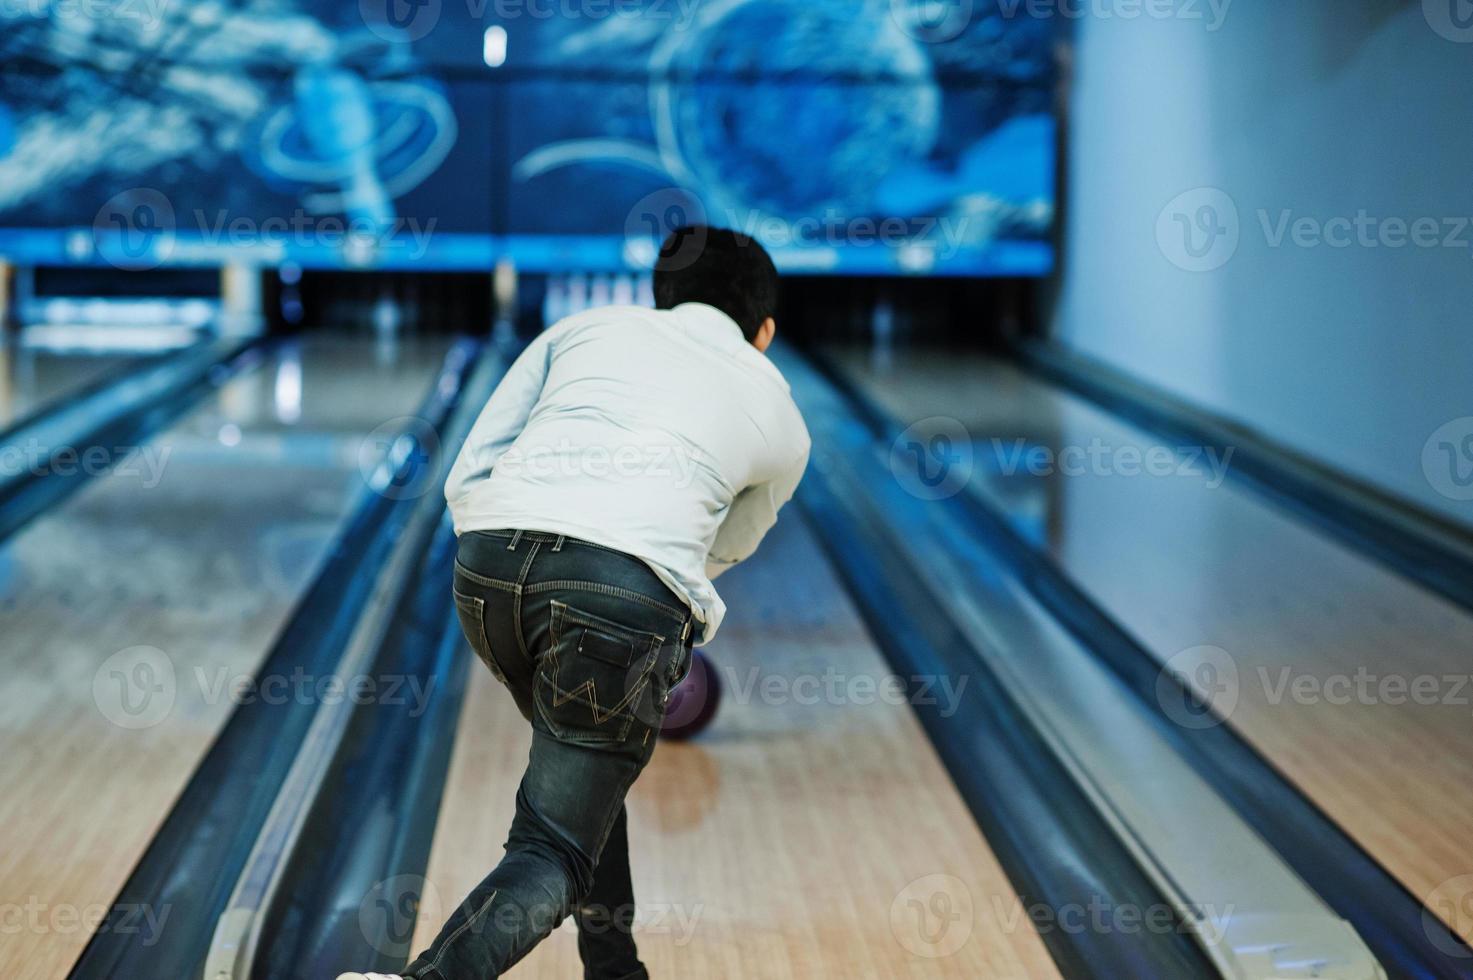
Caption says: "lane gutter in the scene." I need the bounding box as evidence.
[0,336,264,545]
[208,346,510,979]
[803,343,1473,979]
[1015,338,1473,618]
[66,339,481,980]
[784,345,1218,979]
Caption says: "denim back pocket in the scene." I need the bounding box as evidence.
[453,590,507,686]
[536,599,665,744]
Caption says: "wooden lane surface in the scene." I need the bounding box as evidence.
[0,347,136,430]
[410,513,1062,979]
[829,343,1473,947]
[0,337,450,980]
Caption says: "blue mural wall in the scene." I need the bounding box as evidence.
[0,0,1055,274]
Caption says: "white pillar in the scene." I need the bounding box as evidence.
[492,258,518,347]
[219,262,264,337]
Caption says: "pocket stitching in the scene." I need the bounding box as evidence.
[453,590,506,684]
[546,635,659,725]
[540,601,662,737]
[551,598,668,647]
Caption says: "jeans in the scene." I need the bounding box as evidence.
[405,529,694,980]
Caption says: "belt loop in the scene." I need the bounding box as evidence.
[553,535,565,552]
[507,530,523,551]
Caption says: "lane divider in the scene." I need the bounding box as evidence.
[0,335,264,544]
[780,343,1220,979]
[202,346,508,980]
[1016,337,1473,617]
[801,343,1473,979]
[67,339,483,980]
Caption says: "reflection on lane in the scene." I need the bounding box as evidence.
[0,346,143,430]
[0,334,452,980]
[826,342,1473,945]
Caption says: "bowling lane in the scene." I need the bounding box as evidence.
[0,344,147,430]
[411,513,1062,979]
[0,335,451,980]
[826,343,1473,943]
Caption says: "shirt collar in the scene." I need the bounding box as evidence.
[668,302,790,389]
[671,303,748,348]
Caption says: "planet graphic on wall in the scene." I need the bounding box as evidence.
[648,0,941,222]
[246,61,456,241]
[514,0,942,235]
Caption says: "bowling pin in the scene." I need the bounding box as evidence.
[612,273,634,306]
[567,273,588,315]
[590,274,612,309]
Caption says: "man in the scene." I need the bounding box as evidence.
[341,226,809,980]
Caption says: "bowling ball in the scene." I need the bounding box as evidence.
[661,649,720,740]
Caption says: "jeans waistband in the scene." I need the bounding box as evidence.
[459,529,689,624]
[467,528,630,556]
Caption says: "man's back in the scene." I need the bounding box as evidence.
[445,301,810,642]
[389,226,802,980]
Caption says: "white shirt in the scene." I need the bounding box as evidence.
[445,302,811,643]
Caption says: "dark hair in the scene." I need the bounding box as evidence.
[653,226,779,342]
